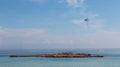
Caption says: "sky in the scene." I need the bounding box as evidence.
[0,0,120,50]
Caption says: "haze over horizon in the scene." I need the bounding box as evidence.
[0,0,120,50]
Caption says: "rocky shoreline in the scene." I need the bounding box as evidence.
[10,52,104,58]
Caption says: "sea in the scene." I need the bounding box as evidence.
[0,48,120,67]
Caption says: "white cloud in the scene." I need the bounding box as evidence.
[64,0,105,32]
[72,19,85,25]
[66,0,85,8]
[2,28,45,37]
[1,28,44,41]
[72,14,104,31]
[66,0,78,7]
[80,0,85,5]
[0,26,4,35]
[1,27,120,49]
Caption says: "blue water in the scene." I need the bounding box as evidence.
[0,49,120,67]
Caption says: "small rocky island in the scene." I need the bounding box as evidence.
[10,52,104,58]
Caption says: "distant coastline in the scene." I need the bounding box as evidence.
[10,52,104,58]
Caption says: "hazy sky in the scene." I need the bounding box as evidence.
[0,0,120,50]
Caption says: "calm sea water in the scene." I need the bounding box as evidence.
[0,49,120,67]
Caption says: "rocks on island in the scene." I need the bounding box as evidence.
[10,52,104,58]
